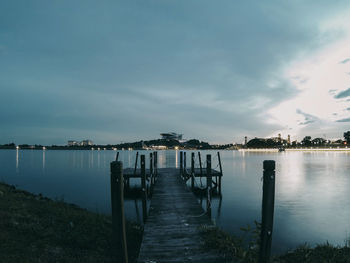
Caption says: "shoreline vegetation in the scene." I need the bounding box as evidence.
[0,182,143,263]
[1,182,350,262]
[1,137,350,151]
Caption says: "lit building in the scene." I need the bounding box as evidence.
[67,140,94,146]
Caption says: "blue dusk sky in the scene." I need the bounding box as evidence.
[1,1,350,145]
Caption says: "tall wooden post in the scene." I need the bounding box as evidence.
[153,151,157,178]
[150,152,153,186]
[141,155,147,223]
[116,152,119,161]
[110,161,128,263]
[206,154,212,218]
[180,151,183,175]
[134,152,139,176]
[198,152,203,176]
[184,152,187,176]
[191,152,195,189]
[259,160,276,263]
[217,152,223,194]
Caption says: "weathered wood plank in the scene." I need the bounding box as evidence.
[137,168,224,263]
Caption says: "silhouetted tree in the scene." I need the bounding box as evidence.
[344,131,350,144]
[301,136,312,146]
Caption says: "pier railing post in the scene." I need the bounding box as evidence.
[191,152,195,189]
[110,161,128,263]
[184,152,187,177]
[180,151,183,176]
[259,160,276,263]
[116,152,119,161]
[154,151,157,179]
[141,155,147,223]
[206,154,212,218]
[150,152,153,186]
[217,152,223,194]
[134,152,139,176]
[198,152,203,176]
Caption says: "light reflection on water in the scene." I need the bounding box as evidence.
[1,149,350,254]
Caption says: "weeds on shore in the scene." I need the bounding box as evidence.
[0,182,143,263]
[200,222,350,263]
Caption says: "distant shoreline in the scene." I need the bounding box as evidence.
[239,148,350,152]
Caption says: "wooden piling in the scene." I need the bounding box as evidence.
[184,152,187,176]
[180,151,183,175]
[191,152,195,189]
[110,161,128,263]
[116,152,119,161]
[217,152,223,194]
[198,152,203,176]
[141,155,147,223]
[153,151,157,178]
[206,154,212,217]
[259,160,276,263]
[134,152,139,176]
[150,152,153,185]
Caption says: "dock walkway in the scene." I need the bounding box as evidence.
[137,168,224,263]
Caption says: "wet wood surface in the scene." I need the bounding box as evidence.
[137,168,224,263]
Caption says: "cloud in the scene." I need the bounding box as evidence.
[340,58,350,64]
[336,117,350,122]
[334,88,350,98]
[296,109,319,125]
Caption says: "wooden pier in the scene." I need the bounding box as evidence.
[137,167,224,263]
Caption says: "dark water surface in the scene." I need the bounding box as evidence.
[1,149,350,254]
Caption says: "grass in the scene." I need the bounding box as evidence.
[199,225,350,263]
[0,182,143,263]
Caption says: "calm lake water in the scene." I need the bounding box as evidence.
[1,149,350,254]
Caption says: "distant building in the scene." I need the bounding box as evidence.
[81,140,94,146]
[244,136,248,145]
[287,135,291,145]
[67,139,94,146]
[160,132,183,140]
[68,140,78,146]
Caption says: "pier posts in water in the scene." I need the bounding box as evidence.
[217,152,223,194]
[184,152,187,176]
[180,151,183,175]
[141,155,147,223]
[110,161,128,263]
[154,151,158,178]
[259,160,276,263]
[134,152,139,176]
[206,154,212,217]
[150,153,153,185]
[191,152,195,189]
[198,152,203,176]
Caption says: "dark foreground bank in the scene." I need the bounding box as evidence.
[2,182,350,263]
[0,182,143,263]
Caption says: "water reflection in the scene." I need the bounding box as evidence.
[42,150,45,170]
[2,149,350,254]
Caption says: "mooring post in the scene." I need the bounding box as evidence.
[184,152,187,177]
[150,152,153,186]
[198,152,203,176]
[116,152,119,161]
[259,160,276,263]
[191,152,195,189]
[217,152,223,194]
[110,161,128,263]
[206,154,212,218]
[134,151,139,176]
[180,151,183,176]
[155,151,158,178]
[141,155,147,223]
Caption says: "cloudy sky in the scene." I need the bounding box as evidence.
[1,1,350,145]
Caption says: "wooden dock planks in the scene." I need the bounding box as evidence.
[137,168,224,263]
